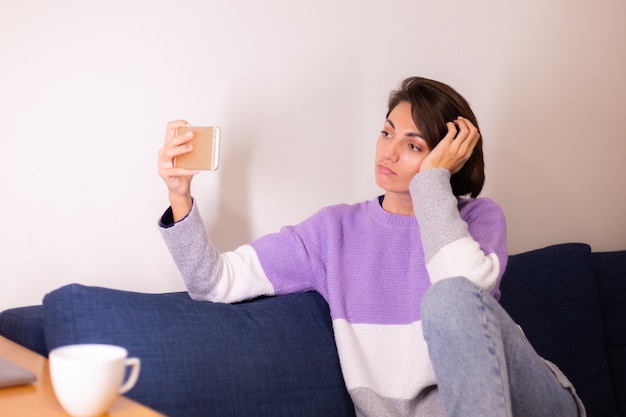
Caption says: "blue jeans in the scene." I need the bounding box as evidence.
[421,277,584,417]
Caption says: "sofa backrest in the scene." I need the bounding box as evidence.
[499,243,626,417]
[591,250,626,417]
[42,285,356,417]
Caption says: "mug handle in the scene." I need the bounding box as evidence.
[119,357,141,394]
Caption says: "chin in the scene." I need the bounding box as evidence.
[374,176,388,191]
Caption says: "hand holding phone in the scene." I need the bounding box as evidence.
[175,126,221,170]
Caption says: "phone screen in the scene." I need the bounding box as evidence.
[175,126,220,170]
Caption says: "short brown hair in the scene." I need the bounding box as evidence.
[387,77,485,198]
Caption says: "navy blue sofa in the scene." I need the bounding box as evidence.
[1,243,625,417]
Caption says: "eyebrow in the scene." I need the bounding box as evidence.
[385,119,425,139]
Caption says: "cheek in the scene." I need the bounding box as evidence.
[403,152,428,175]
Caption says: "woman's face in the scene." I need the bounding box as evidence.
[375,101,430,193]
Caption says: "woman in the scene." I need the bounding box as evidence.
[157,77,584,417]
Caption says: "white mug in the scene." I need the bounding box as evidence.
[49,344,141,417]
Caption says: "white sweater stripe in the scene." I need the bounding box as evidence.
[209,244,275,303]
[426,237,501,292]
[333,319,435,399]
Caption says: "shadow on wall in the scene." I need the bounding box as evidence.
[210,130,254,252]
[485,3,626,253]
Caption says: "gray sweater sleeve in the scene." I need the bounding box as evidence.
[158,201,223,300]
[410,168,470,264]
[409,168,507,293]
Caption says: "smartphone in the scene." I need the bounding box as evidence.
[175,126,221,170]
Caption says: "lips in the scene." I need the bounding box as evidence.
[377,164,396,176]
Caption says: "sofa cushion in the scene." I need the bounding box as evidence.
[43,285,355,417]
[0,305,47,356]
[499,243,615,417]
[593,250,626,416]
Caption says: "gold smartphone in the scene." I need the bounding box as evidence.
[175,126,221,170]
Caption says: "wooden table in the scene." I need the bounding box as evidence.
[0,336,166,417]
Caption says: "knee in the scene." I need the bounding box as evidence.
[421,277,478,332]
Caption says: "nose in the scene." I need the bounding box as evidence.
[384,140,401,162]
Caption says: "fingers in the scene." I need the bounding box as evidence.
[157,160,198,192]
[449,117,480,143]
[159,120,196,169]
[165,120,191,143]
[422,117,480,174]
[448,117,480,156]
[156,120,200,204]
[157,165,198,181]
[157,135,193,167]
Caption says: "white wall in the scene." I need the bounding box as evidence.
[1,0,625,310]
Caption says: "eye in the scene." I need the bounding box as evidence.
[409,143,422,152]
[380,130,392,138]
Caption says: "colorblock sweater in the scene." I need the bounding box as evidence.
[159,168,508,416]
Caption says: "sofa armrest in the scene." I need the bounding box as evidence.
[42,284,355,417]
[0,305,47,356]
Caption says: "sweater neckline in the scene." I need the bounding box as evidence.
[368,196,417,228]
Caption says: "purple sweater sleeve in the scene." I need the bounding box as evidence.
[250,209,331,295]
